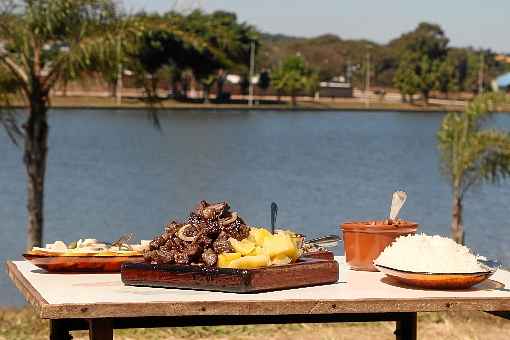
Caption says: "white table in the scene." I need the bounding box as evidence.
[6,257,510,340]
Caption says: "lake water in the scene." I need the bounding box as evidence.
[2,108,510,306]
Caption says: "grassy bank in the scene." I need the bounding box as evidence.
[1,308,509,340]
[6,96,467,112]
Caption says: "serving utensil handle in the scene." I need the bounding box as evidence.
[305,235,341,248]
[270,202,278,234]
[389,191,407,221]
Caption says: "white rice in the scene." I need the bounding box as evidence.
[374,234,485,273]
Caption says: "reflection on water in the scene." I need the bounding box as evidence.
[1,109,510,305]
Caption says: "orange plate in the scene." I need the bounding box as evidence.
[23,253,144,273]
[374,264,496,290]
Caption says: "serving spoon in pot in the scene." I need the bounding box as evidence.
[389,190,407,222]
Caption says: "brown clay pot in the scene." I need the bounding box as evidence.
[341,220,418,271]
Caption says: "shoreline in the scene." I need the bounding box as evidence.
[4,96,467,113]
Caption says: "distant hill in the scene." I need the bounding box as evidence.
[258,31,510,90]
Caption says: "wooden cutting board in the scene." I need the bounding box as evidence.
[121,257,339,293]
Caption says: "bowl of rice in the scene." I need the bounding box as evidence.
[374,234,497,289]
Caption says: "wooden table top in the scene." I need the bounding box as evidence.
[6,257,510,320]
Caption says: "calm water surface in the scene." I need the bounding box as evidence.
[1,109,510,306]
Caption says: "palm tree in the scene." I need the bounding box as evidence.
[437,93,510,244]
[0,0,133,250]
[272,55,318,107]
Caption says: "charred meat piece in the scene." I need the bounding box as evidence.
[194,201,229,219]
[183,243,202,259]
[222,219,250,241]
[188,213,221,238]
[213,235,234,253]
[156,249,175,264]
[174,252,190,264]
[149,233,170,250]
[195,234,213,248]
[164,221,180,235]
[202,248,218,267]
[143,250,157,262]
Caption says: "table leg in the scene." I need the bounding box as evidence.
[49,320,73,340]
[88,319,113,340]
[394,312,417,340]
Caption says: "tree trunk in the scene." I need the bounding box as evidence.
[203,86,210,104]
[170,78,180,98]
[115,39,122,105]
[451,193,465,244]
[422,90,429,105]
[216,77,225,100]
[115,63,122,105]
[181,75,189,99]
[24,90,49,250]
[111,80,117,99]
[291,93,297,107]
[62,78,68,97]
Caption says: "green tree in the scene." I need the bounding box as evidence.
[128,14,217,102]
[272,55,318,106]
[416,55,442,103]
[185,46,227,103]
[436,57,458,98]
[437,93,510,244]
[180,10,258,101]
[0,70,22,143]
[391,23,449,104]
[446,48,470,92]
[393,52,420,103]
[100,12,139,104]
[130,29,185,100]
[0,0,132,250]
[239,73,250,95]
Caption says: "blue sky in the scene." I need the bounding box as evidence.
[122,0,509,53]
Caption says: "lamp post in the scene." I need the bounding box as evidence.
[365,50,371,108]
[478,50,485,95]
[115,36,123,105]
[248,40,256,106]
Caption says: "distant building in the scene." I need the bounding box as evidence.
[226,74,241,84]
[495,54,510,64]
[318,77,353,98]
[493,72,510,92]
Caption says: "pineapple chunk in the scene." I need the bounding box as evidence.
[227,255,270,269]
[247,246,264,256]
[271,255,292,266]
[229,238,255,256]
[262,233,298,259]
[248,227,272,246]
[217,252,242,268]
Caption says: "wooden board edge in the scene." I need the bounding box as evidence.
[39,297,510,319]
[4,261,49,318]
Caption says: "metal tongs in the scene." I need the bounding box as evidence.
[305,234,341,248]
